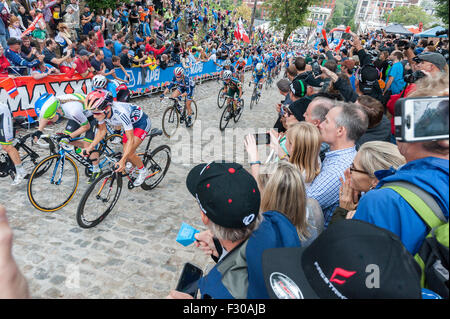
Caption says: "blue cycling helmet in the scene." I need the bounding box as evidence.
[34,93,60,119]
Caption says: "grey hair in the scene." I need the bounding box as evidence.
[358,141,406,178]
[335,103,369,142]
[206,213,264,243]
[310,97,335,122]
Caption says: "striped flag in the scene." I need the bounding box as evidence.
[0,77,19,98]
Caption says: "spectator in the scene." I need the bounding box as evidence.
[353,74,449,255]
[0,43,10,76]
[90,48,106,74]
[330,141,406,224]
[307,102,368,228]
[103,40,114,60]
[4,37,43,75]
[355,95,391,148]
[119,46,132,69]
[273,78,291,133]
[0,206,30,298]
[42,38,72,70]
[383,50,406,96]
[340,59,356,91]
[258,161,324,247]
[8,15,22,40]
[31,60,60,79]
[73,49,94,77]
[262,219,423,299]
[0,1,8,49]
[167,161,301,299]
[64,0,80,41]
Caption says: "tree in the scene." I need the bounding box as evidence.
[235,2,252,22]
[85,0,130,12]
[433,0,449,25]
[327,0,358,30]
[264,0,317,42]
[383,5,435,27]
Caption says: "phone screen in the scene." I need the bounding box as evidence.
[413,98,449,138]
[254,133,270,145]
[175,263,203,298]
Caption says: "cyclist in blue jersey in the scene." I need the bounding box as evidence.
[161,67,195,127]
[267,55,277,78]
[251,62,266,91]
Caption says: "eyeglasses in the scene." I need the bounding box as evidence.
[349,163,369,175]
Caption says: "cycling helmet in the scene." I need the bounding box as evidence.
[223,59,231,67]
[34,93,60,119]
[174,67,184,77]
[223,70,232,80]
[85,89,113,111]
[238,57,244,63]
[92,74,107,89]
[256,63,263,71]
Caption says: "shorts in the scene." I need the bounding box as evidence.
[122,115,151,144]
[176,86,194,101]
[227,87,239,99]
[64,116,97,143]
[0,108,14,145]
[254,76,264,84]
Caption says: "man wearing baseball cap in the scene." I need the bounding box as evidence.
[167,161,301,299]
[263,220,438,299]
[286,79,311,123]
[414,52,448,74]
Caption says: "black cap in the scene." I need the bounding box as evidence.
[290,79,308,98]
[78,49,90,56]
[7,37,22,46]
[263,220,422,299]
[186,162,260,229]
[360,65,379,84]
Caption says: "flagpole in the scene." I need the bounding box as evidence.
[249,0,258,45]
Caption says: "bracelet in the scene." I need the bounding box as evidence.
[250,161,261,166]
[279,153,289,160]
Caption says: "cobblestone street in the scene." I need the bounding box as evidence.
[1,74,282,298]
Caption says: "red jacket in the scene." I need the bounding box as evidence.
[386,83,416,134]
[145,44,166,56]
[0,54,10,76]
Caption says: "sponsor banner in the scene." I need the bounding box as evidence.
[1,58,252,118]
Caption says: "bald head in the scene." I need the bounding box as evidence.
[304,97,335,127]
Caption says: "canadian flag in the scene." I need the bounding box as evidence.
[238,18,250,43]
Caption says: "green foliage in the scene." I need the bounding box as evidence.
[433,0,449,25]
[327,0,358,30]
[84,0,130,12]
[264,0,317,42]
[383,5,435,27]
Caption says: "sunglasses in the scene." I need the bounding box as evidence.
[349,163,369,175]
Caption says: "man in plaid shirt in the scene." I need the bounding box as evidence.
[307,102,368,228]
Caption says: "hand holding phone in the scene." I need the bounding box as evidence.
[254,133,270,145]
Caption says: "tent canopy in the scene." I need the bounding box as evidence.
[414,26,448,38]
[382,24,413,36]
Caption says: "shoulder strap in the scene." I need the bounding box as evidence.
[382,181,446,230]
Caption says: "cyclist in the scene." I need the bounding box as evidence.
[31,93,102,183]
[251,62,266,95]
[161,67,195,127]
[267,54,277,78]
[220,59,236,93]
[0,102,27,185]
[223,70,243,120]
[83,89,152,187]
[235,57,246,83]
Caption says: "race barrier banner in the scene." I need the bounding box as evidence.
[1,58,253,118]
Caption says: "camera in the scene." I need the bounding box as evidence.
[394,96,449,142]
[435,29,448,37]
[404,70,426,84]
[311,61,321,76]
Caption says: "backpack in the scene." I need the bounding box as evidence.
[382,181,449,299]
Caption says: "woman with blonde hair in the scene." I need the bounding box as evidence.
[331,141,406,223]
[260,161,324,246]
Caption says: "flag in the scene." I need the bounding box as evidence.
[238,18,250,43]
[0,77,19,99]
[234,21,241,41]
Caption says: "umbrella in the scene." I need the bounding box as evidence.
[414,26,448,38]
[382,24,413,36]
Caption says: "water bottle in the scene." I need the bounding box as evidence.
[125,162,133,174]
[75,147,82,154]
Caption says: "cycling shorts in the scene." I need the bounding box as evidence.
[122,114,151,144]
[227,87,239,99]
[254,75,264,84]
[64,115,97,143]
[0,108,14,145]
[176,86,194,101]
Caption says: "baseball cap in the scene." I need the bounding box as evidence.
[416,52,447,71]
[78,49,90,56]
[360,65,379,83]
[290,79,308,98]
[262,219,422,299]
[7,37,22,46]
[276,78,290,93]
[186,162,260,229]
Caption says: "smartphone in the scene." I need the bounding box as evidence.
[254,133,270,145]
[175,262,203,298]
[394,96,449,142]
[342,32,352,41]
[311,61,321,76]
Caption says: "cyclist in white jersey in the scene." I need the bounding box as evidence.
[0,102,26,185]
[83,89,152,187]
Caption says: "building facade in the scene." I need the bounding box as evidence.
[354,0,420,27]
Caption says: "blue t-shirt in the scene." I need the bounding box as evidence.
[387,61,406,95]
[114,41,123,57]
[102,47,113,59]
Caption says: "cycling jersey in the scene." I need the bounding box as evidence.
[98,102,146,131]
[227,77,242,90]
[167,75,195,100]
[58,99,92,126]
[268,58,276,69]
[0,103,14,145]
[253,68,266,79]
[105,81,118,99]
[236,60,246,70]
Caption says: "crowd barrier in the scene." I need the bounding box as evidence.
[0,58,253,118]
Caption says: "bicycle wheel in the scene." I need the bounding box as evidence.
[162,106,180,138]
[140,145,171,191]
[188,100,198,126]
[250,88,257,110]
[76,171,122,228]
[85,134,123,177]
[217,88,226,109]
[219,104,232,131]
[27,154,79,212]
[234,99,244,123]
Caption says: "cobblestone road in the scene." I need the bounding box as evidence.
[1,73,282,298]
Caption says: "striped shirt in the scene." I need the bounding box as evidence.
[306,146,357,228]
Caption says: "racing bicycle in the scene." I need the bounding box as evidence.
[249,82,262,110]
[217,87,227,109]
[219,96,245,131]
[76,128,171,228]
[161,96,198,138]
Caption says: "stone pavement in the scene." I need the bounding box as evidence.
[0,73,283,298]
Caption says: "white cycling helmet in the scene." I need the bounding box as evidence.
[223,59,231,67]
[238,57,244,63]
[223,70,232,80]
[92,74,107,89]
[256,63,263,71]
[174,67,184,77]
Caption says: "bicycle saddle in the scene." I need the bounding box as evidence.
[150,128,163,137]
